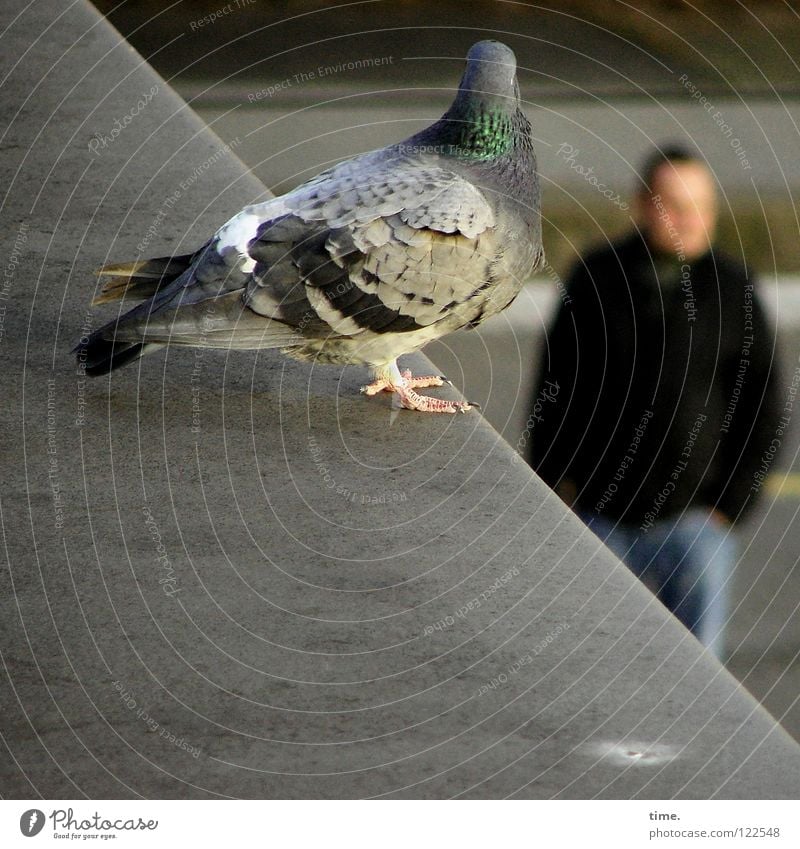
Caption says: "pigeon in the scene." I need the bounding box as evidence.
[75,40,542,413]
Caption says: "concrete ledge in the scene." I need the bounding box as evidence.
[2,0,800,799]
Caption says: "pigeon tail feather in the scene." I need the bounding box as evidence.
[92,253,198,305]
[73,328,162,376]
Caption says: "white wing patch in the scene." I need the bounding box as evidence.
[215,201,289,274]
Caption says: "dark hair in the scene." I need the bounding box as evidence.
[639,144,704,194]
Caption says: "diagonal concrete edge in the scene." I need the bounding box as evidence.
[1,0,798,799]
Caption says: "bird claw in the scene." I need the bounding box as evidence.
[360,381,388,396]
[398,370,451,390]
[362,370,475,413]
[396,392,472,414]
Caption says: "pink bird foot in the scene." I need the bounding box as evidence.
[361,368,476,413]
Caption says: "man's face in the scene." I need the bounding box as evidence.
[638,160,718,260]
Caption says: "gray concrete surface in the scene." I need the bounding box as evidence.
[184,71,800,749]
[1,0,800,799]
[424,291,800,748]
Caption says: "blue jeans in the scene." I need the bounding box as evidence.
[579,508,738,659]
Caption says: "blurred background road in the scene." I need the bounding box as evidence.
[95,0,800,740]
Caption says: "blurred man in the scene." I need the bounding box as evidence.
[530,145,780,658]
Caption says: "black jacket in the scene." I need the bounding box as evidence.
[530,232,781,526]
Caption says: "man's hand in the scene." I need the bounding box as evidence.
[710,508,732,527]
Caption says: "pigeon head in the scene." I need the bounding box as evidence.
[415,40,525,162]
[457,41,519,110]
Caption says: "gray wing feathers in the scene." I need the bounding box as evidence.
[290,156,495,238]
[105,155,503,348]
[241,159,500,334]
[108,291,301,349]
